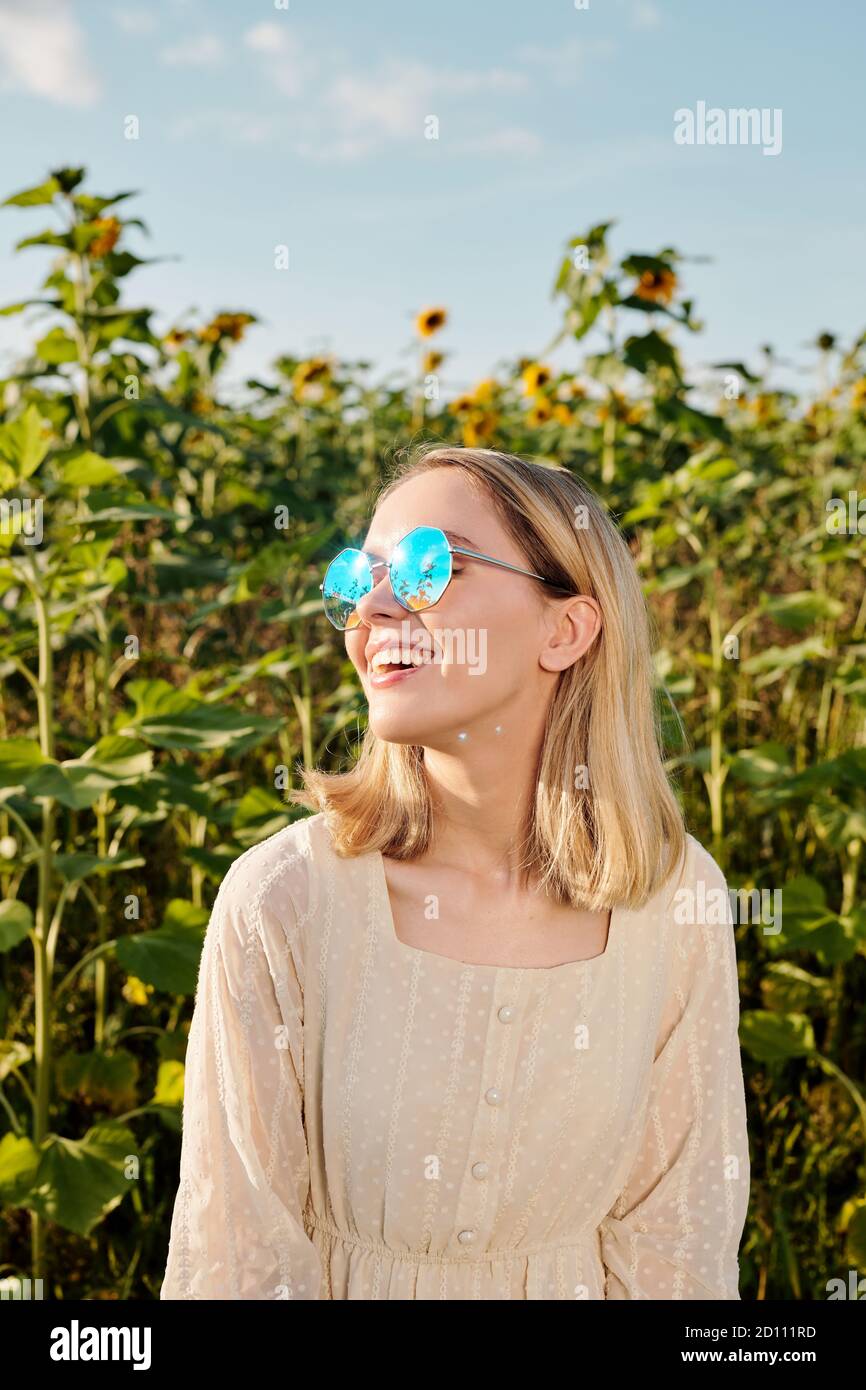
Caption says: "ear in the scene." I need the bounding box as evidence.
[539,595,601,673]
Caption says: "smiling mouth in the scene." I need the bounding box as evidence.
[369,649,434,675]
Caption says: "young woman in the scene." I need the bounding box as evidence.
[161,444,750,1300]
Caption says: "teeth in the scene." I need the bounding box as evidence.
[370,648,431,671]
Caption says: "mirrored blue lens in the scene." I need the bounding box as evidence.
[321,549,372,629]
[390,526,452,612]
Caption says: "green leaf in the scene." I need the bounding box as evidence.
[75,502,177,524]
[56,1049,139,1108]
[622,329,681,376]
[741,636,830,678]
[0,1133,40,1204]
[739,1010,816,1063]
[153,1059,185,1106]
[728,743,792,786]
[0,739,47,783]
[2,177,61,208]
[60,452,122,488]
[121,703,283,754]
[0,404,51,480]
[0,900,33,952]
[846,1205,866,1270]
[35,327,78,364]
[16,1124,135,1236]
[184,845,244,883]
[763,591,845,632]
[712,359,761,384]
[115,899,208,995]
[53,852,145,883]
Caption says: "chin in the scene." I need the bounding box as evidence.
[367,703,461,747]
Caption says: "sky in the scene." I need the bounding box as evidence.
[0,0,863,401]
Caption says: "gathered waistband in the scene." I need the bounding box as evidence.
[303,1210,599,1266]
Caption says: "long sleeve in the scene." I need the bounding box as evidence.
[600,839,750,1299]
[160,853,323,1300]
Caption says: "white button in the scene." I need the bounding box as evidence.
[458,1229,475,1244]
[472,1161,489,1180]
[497,1005,516,1023]
[485,1087,503,1106]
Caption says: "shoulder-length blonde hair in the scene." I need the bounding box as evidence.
[292,444,686,911]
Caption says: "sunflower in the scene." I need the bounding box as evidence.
[522,363,552,397]
[415,307,448,338]
[749,393,776,424]
[558,380,587,401]
[527,397,554,426]
[552,403,573,426]
[449,393,477,415]
[463,410,498,446]
[422,350,444,374]
[597,391,622,423]
[471,378,498,404]
[633,267,677,305]
[292,357,334,401]
[199,312,255,344]
[164,328,189,353]
[89,216,121,258]
[188,390,214,416]
[851,377,866,412]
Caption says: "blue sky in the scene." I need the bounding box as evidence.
[0,0,862,399]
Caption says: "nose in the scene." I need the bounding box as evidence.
[351,561,404,628]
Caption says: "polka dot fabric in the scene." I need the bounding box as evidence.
[161,813,750,1300]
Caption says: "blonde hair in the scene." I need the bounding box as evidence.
[292,445,686,911]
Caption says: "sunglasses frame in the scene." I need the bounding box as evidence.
[319,524,561,630]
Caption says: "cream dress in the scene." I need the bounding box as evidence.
[160,811,750,1300]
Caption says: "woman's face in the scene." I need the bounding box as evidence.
[343,469,598,749]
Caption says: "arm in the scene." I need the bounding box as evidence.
[160,855,323,1300]
[600,841,750,1299]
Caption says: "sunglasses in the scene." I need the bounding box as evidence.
[320,524,560,630]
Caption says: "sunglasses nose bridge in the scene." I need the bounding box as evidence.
[349,555,406,627]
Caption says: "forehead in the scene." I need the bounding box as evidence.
[362,469,499,553]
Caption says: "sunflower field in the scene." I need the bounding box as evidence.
[0,166,864,1300]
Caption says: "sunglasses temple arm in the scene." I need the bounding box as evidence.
[452,546,555,587]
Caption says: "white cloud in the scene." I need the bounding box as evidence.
[314,59,529,157]
[172,33,534,163]
[516,36,615,86]
[0,0,99,107]
[632,1,662,28]
[111,9,158,35]
[168,109,280,145]
[437,68,528,95]
[160,34,225,67]
[243,22,309,97]
[454,128,543,157]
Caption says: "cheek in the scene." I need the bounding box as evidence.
[345,635,367,677]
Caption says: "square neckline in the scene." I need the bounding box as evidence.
[375,848,619,974]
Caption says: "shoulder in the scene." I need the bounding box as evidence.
[655,832,730,914]
[210,811,333,947]
[656,832,737,974]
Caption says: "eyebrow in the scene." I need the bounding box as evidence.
[442,530,479,551]
[358,528,480,560]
